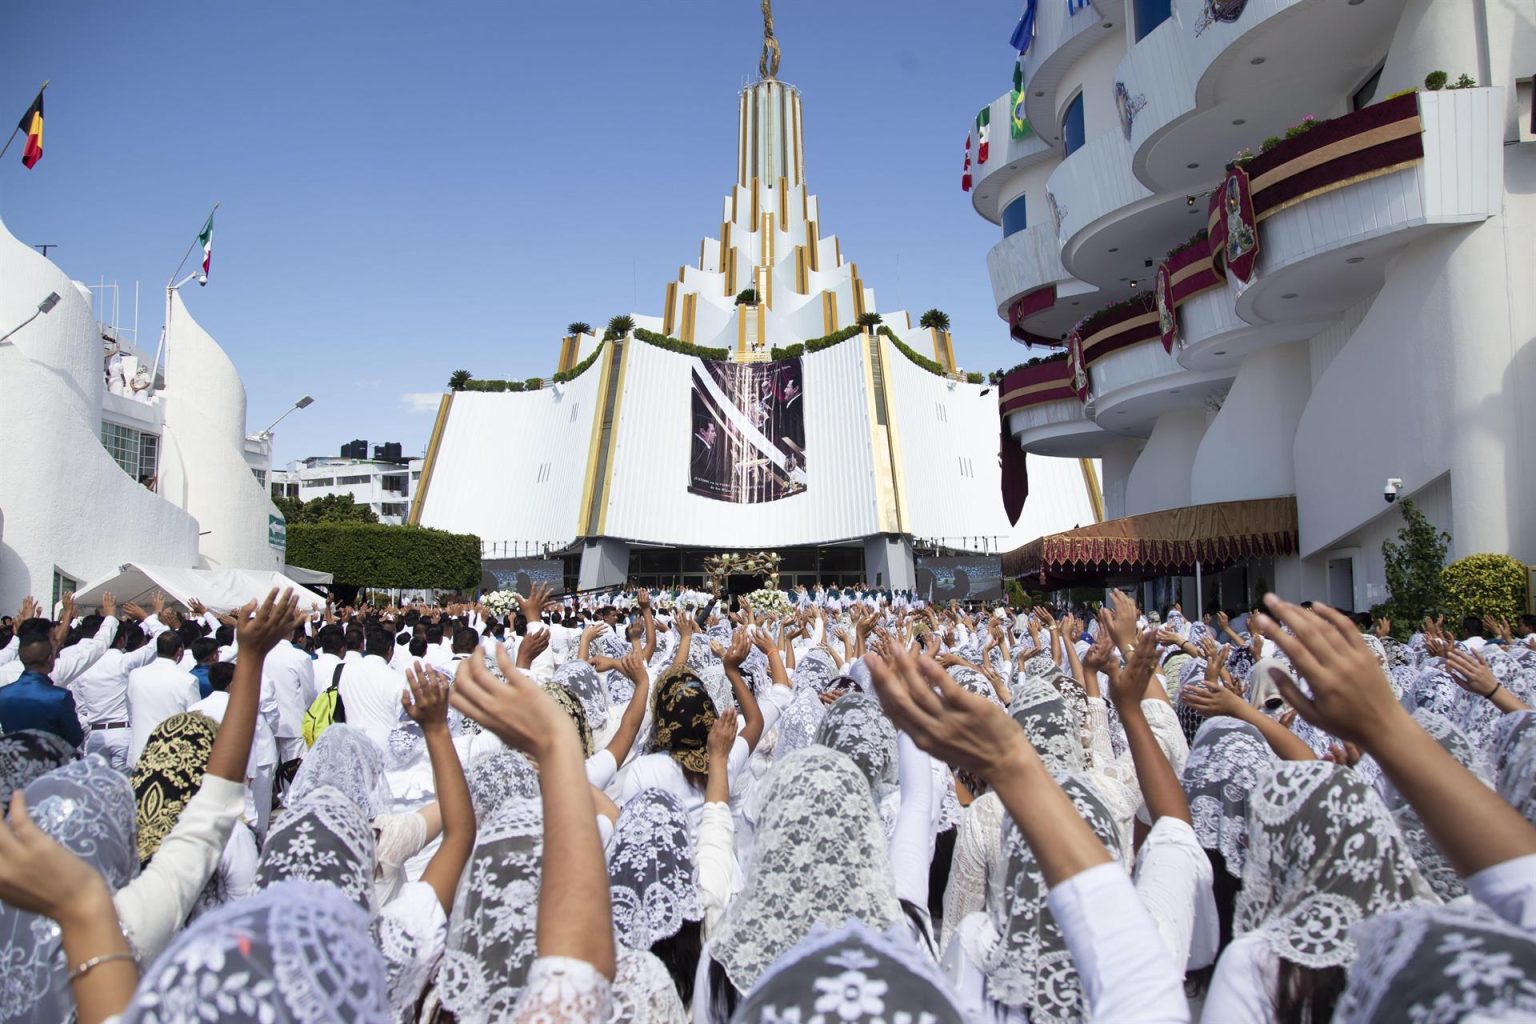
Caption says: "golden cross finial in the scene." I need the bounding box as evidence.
[759,0,780,80]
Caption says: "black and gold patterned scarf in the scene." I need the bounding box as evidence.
[542,684,594,759]
[652,669,718,775]
[131,711,218,865]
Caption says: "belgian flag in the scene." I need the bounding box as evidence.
[17,89,43,169]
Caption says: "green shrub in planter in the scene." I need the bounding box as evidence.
[525,377,543,390]
[1260,136,1282,153]
[1424,70,1448,91]
[1440,553,1528,625]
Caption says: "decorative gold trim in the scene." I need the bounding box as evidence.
[834,237,841,268]
[756,298,766,344]
[762,264,773,309]
[725,247,737,296]
[822,291,838,333]
[807,220,820,272]
[777,175,788,231]
[1080,458,1105,524]
[795,246,807,294]
[751,176,761,227]
[576,344,616,532]
[663,282,678,336]
[849,264,865,319]
[999,377,1072,403]
[594,341,631,536]
[557,335,578,373]
[680,293,697,343]
[408,392,453,525]
[737,307,748,354]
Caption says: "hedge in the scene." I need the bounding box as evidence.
[632,327,730,361]
[1440,553,1529,624]
[552,341,606,384]
[286,523,482,589]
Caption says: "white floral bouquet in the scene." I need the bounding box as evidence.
[747,588,793,615]
[481,590,521,619]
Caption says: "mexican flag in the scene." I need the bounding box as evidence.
[976,106,991,163]
[961,131,972,192]
[197,212,214,284]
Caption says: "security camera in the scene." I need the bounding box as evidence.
[1384,478,1403,504]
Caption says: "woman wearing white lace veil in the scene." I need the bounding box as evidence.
[729,920,969,1024]
[1203,760,1425,1024]
[699,745,906,1023]
[254,783,378,913]
[287,723,392,817]
[607,788,705,1007]
[1492,710,1536,825]
[0,757,137,1024]
[0,728,76,806]
[1331,902,1536,1024]
[118,879,391,1023]
[813,692,900,829]
[942,774,1123,1024]
[465,747,539,820]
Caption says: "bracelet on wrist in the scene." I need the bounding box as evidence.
[1486,682,1503,701]
[68,951,134,983]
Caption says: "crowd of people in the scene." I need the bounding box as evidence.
[1,578,1535,1023]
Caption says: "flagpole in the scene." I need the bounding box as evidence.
[166,200,219,287]
[0,81,49,163]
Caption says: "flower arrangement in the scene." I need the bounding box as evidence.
[482,590,521,618]
[747,588,793,614]
[1284,115,1318,140]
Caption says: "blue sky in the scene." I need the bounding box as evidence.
[4,1,1020,467]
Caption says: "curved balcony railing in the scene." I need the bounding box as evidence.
[988,223,1072,318]
[1045,129,1154,265]
[1016,0,1125,151]
[970,92,1054,224]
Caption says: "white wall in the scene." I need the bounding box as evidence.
[1190,342,1310,505]
[0,215,200,608]
[1061,34,1127,143]
[157,293,284,572]
[1099,439,1144,521]
[1124,408,1210,515]
[418,358,606,547]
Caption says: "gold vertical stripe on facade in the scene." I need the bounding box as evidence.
[834,237,841,268]
[751,176,761,227]
[737,307,748,355]
[663,282,678,336]
[762,212,775,265]
[778,175,788,231]
[795,246,807,294]
[1080,458,1106,523]
[793,92,804,185]
[408,393,453,526]
[557,336,575,373]
[822,291,838,333]
[877,335,909,532]
[680,293,697,343]
[849,264,865,319]
[576,343,618,533]
[594,341,631,536]
[807,220,819,271]
[699,238,707,272]
[756,297,766,344]
[725,248,737,296]
[763,264,772,309]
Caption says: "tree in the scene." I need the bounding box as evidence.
[857,312,883,329]
[448,369,471,391]
[274,493,380,525]
[1372,499,1450,634]
[566,321,592,337]
[606,314,636,339]
[735,288,759,306]
[1440,554,1528,624]
[286,522,480,589]
[919,308,951,332]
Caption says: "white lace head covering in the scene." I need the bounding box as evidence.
[1493,710,1536,826]
[1007,678,1084,776]
[711,746,902,994]
[1459,648,1536,748]
[773,686,827,760]
[976,773,1122,1020]
[1180,717,1273,877]
[256,785,377,913]
[1236,761,1423,969]
[119,880,389,1023]
[730,920,967,1024]
[465,749,539,821]
[0,728,76,807]
[792,649,837,693]
[289,724,391,817]
[554,660,612,732]
[0,756,136,1024]
[437,795,543,1023]
[607,788,703,950]
[612,946,689,1024]
[1333,902,1536,1024]
[1407,665,1462,718]
[813,693,897,793]
[947,663,1001,706]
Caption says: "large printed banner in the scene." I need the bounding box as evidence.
[481,558,564,596]
[916,556,1005,604]
[689,357,806,504]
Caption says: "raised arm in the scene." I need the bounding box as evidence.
[208,589,300,782]
[602,650,653,767]
[1105,630,1190,825]
[406,664,475,912]
[717,629,766,750]
[636,589,657,663]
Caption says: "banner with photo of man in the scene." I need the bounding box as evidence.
[915,556,1004,603]
[480,558,565,596]
[689,356,805,503]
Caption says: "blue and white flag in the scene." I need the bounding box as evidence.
[1010,0,1037,54]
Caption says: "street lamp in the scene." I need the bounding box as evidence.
[252,394,315,441]
[0,292,62,345]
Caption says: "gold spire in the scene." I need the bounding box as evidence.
[759,0,780,81]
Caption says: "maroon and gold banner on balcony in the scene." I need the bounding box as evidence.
[998,358,1077,414]
[1215,164,1259,283]
[1066,330,1090,403]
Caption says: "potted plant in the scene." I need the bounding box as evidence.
[566,321,592,338]
[918,308,951,332]
[447,369,471,391]
[606,314,636,340]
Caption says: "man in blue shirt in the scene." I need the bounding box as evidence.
[189,636,220,699]
[0,634,84,747]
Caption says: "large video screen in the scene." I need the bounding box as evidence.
[689,356,805,503]
[481,558,565,596]
[915,556,1004,604]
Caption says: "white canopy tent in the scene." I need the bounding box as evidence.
[73,563,328,615]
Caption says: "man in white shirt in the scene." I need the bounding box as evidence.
[310,626,347,689]
[338,627,407,750]
[262,630,317,768]
[75,607,170,771]
[190,661,282,836]
[126,632,202,766]
[0,597,119,689]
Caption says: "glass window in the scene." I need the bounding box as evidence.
[101,422,159,485]
[1062,92,1087,156]
[1133,0,1172,41]
[1352,65,1383,110]
[52,569,78,609]
[337,474,371,485]
[252,468,266,487]
[1002,194,1028,237]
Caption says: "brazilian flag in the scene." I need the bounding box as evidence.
[1010,61,1032,140]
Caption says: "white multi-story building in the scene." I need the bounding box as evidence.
[0,215,288,609]
[269,447,423,525]
[978,0,1533,613]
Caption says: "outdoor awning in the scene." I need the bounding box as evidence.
[74,564,329,614]
[1003,496,1298,585]
[283,564,335,586]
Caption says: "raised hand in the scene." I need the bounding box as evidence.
[98,592,116,618]
[0,791,115,927]
[516,581,556,624]
[516,626,550,669]
[1104,589,1139,653]
[234,589,301,658]
[707,707,738,765]
[119,601,147,622]
[1110,628,1160,710]
[1253,595,1405,746]
[403,662,452,729]
[1446,648,1498,698]
[187,597,207,618]
[16,595,37,623]
[1179,679,1247,719]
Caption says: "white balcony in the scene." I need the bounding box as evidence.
[1090,338,1235,430]
[1016,0,1125,151]
[1175,282,1331,372]
[1121,0,1407,194]
[970,92,1055,224]
[1008,400,1112,458]
[1234,88,1504,328]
